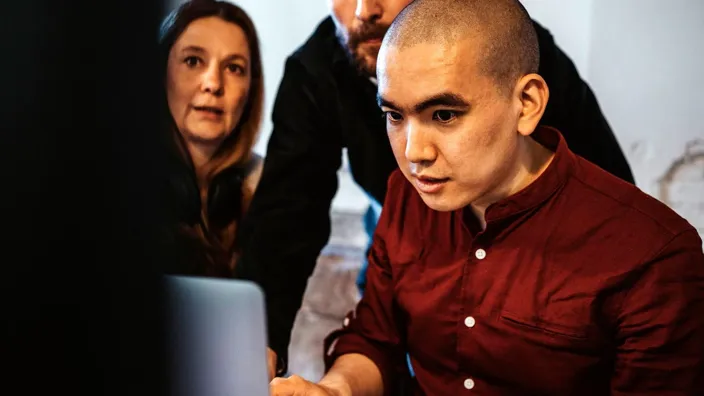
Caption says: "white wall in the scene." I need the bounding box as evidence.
[520,0,594,77]
[588,0,704,239]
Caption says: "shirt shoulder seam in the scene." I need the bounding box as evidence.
[567,173,686,237]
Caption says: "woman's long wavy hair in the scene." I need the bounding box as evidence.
[159,0,264,275]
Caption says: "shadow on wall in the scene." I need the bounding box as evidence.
[657,138,704,246]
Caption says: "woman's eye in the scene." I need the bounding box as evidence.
[226,64,245,74]
[184,56,201,67]
[433,110,456,123]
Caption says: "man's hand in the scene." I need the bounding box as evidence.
[270,354,380,396]
[267,347,278,381]
[270,375,348,396]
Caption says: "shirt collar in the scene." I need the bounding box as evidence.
[477,126,576,224]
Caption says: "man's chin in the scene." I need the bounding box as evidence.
[418,194,463,212]
[352,50,378,77]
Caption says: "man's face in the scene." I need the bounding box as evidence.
[377,40,524,212]
[329,0,411,76]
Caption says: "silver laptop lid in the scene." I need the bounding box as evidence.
[165,276,269,396]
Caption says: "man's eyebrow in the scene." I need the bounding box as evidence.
[377,92,470,113]
[413,93,470,113]
[377,93,398,110]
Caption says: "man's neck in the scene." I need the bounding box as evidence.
[470,136,555,230]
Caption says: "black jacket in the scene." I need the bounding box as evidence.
[236,17,635,368]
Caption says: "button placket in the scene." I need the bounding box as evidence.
[461,245,484,392]
[459,243,485,391]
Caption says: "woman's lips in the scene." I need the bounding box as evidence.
[192,106,224,120]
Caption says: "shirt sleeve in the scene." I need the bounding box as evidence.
[235,56,342,370]
[612,229,704,395]
[323,171,407,396]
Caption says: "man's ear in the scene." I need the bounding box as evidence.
[514,73,549,137]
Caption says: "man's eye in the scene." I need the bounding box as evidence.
[384,111,403,123]
[433,110,456,123]
[184,56,201,67]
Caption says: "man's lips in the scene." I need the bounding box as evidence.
[413,175,450,194]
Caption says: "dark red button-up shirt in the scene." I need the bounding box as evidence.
[324,127,704,395]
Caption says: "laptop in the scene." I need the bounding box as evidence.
[165,276,270,396]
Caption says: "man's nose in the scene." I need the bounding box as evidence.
[355,0,382,23]
[405,123,436,165]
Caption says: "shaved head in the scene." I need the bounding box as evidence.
[383,0,539,93]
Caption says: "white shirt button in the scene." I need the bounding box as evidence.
[475,249,486,260]
[464,378,475,390]
[464,316,476,328]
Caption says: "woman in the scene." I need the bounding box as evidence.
[159,0,263,277]
[158,0,279,379]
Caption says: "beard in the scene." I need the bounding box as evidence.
[335,22,389,77]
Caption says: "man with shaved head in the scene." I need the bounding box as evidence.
[240,0,636,378]
[270,0,704,395]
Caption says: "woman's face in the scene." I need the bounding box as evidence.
[166,16,252,151]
